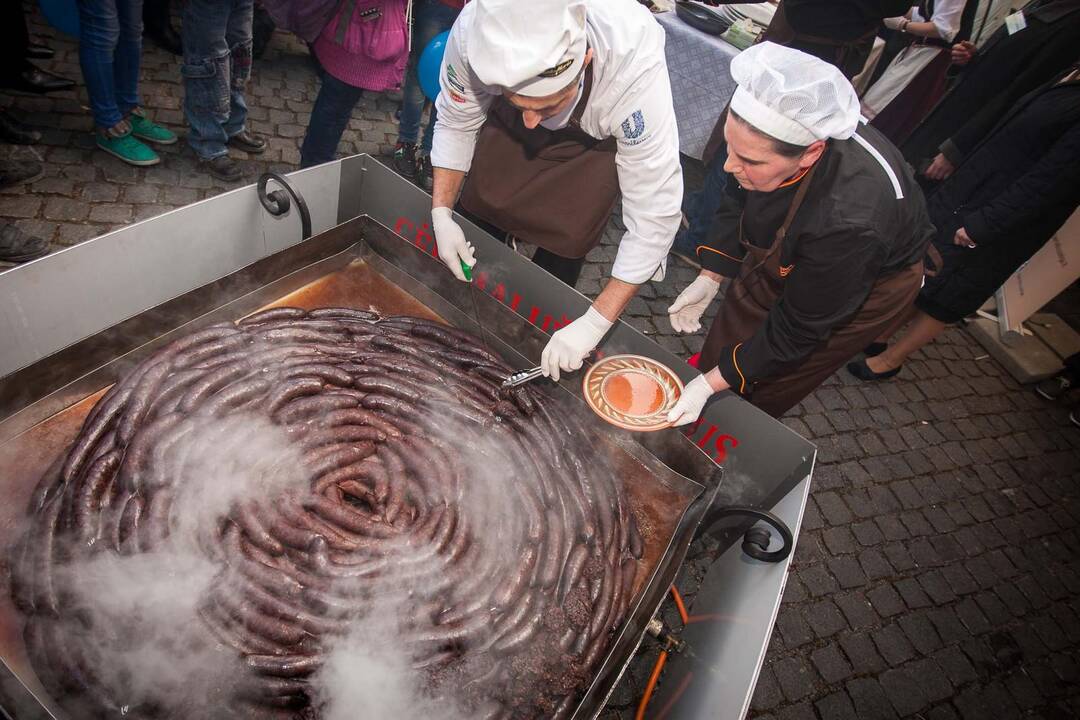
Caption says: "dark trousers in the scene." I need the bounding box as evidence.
[461,210,586,288]
[300,68,363,168]
[0,2,30,73]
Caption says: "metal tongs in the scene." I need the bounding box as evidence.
[500,352,598,390]
[501,366,545,389]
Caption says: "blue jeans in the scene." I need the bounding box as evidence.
[299,69,366,169]
[76,0,143,130]
[182,0,254,160]
[673,151,730,257]
[397,0,460,154]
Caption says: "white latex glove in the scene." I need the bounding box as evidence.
[883,16,905,30]
[541,306,613,381]
[668,274,721,334]
[431,206,476,282]
[667,374,716,427]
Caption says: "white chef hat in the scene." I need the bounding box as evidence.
[729,42,860,147]
[469,0,588,97]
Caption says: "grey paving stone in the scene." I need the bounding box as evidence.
[845,677,899,720]
[879,668,930,717]
[814,690,859,720]
[811,642,854,685]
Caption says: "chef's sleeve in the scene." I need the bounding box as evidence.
[712,227,887,391]
[607,61,683,284]
[963,122,1080,246]
[430,21,494,174]
[697,184,747,278]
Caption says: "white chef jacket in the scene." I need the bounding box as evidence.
[431,0,683,284]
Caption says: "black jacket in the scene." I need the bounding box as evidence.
[697,124,934,387]
[928,69,1080,250]
[901,0,1080,169]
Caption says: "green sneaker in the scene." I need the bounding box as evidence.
[128,110,177,145]
[97,131,161,167]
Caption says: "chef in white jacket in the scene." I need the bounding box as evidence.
[428,0,683,381]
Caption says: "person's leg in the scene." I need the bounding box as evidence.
[0,1,29,68]
[113,0,144,118]
[414,0,460,155]
[397,0,438,148]
[143,0,181,55]
[299,72,365,168]
[119,0,178,150]
[864,310,947,373]
[223,0,255,140]
[77,0,124,131]
[531,247,586,288]
[182,0,232,161]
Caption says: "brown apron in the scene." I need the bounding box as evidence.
[697,164,925,418]
[458,64,620,259]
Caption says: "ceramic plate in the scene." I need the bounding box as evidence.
[582,355,684,432]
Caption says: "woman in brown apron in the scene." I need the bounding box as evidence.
[690,165,925,417]
[667,43,934,423]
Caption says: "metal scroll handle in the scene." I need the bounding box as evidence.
[257,172,312,241]
[698,505,794,563]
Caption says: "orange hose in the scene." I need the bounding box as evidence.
[635,649,668,720]
[635,587,687,719]
[670,586,689,626]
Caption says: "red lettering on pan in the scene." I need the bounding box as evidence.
[681,420,740,463]
[394,217,415,238]
[415,223,434,254]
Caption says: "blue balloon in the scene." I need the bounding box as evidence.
[418,31,451,102]
[39,0,80,37]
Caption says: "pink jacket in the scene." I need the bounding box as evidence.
[314,0,411,91]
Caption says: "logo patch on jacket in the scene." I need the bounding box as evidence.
[445,64,466,93]
[621,110,646,144]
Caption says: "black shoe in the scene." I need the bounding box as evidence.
[201,155,243,182]
[26,41,55,60]
[228,130,267,154]
[0,64,76,94]
[393,142,417,179]
[863,342,888,357]
[846,358,902,382]
[0,110,42,145]
[0,223,49,263]
[0,159,44,189]
[1035,372,1075,401]
[417,154,433,192]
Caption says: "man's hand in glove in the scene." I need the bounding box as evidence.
[431,207,476,282]
[541,306,613,381]
[668,273,721,333]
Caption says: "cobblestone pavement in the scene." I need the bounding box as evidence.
[3,10,1079,720]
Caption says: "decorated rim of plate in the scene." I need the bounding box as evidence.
[583,355,684,431]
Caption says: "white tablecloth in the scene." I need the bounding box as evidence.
[655,11,739,161]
